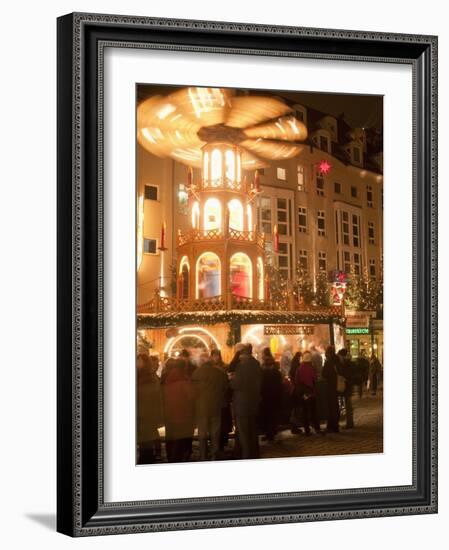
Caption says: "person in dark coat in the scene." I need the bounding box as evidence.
[288,351,302,433]
[162,358,195,463]
[230,344,262,459]
[322,345,340,433]
[137,354,162,463]
[295,351,322,435]
[337,348,354,429]
[192,355,228,460]
[260,347,283,441]
[211,349,233,451]
[369,354,382,395]
[354,351,370,398]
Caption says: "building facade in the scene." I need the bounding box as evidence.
[136,93,383,363]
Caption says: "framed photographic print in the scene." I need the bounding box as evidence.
[57,13,438,536]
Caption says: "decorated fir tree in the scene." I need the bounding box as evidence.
[315,270,331,306]
[294,263,314,305]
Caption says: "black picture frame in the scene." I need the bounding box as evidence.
[57,12,438,536]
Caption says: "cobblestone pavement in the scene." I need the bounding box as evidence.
[260,392,383,459]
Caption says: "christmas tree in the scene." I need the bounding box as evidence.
[315,270,331,306]
[294,264,314,305]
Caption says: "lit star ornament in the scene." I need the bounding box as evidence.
[319,160,332,174]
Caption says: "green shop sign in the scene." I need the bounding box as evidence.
[346,327,370,335]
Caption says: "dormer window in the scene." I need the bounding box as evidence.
[353,146,361,164]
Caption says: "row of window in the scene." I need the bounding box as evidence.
[277,165,376,207]
[298,207,376,245]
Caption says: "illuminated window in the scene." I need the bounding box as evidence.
[342,212,350,245]
[247,204,253,232]
[318,251,327,271]
[343,251,351,273]
[277,198,289,236]
[228,199,243,231]
[259,196,272,234]
[277,167,286,180]
[204,198,222,231]
[298,206,307,233]
[230,253,252,298]
[225,149,235,184]
[211,149,222,185]
[299,249,308,270]
[196,252,221,299]
[192,201,200,229]
[278,242,289,280]
[352,214,360,247]
[317,210,326,237]
[368,221,375,245]
[203,152,209,184]
[297,165,305,191]
[257,257,264,300]
[179,256,190,299]
[354,252,361,275]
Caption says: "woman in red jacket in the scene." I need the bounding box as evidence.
[295,351,322,435]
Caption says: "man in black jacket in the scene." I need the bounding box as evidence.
[322,345,340,433]
[230,344,262,459]
[337,348,354,429]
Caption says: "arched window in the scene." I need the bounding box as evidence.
[225,149,235,184]
[211,149,222,186]
[196,252,221,299]
[257,257,264,300]
[191,201,200,229]
[204,198,221,231]
[230,253,252,299]
[203,151,209,185]
[179,256,190,299]
[228,199,243,231]
[247,203,253,232]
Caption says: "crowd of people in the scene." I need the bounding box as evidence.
[137,343,383,464]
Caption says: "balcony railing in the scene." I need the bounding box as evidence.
[177,228,264,248]
[137,291,344,317]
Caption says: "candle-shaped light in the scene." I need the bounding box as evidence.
[265,276,270,300]
[254,169,260,193]
[273,223,279,253]
[160,221,166,250]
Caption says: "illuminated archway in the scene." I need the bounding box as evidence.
[228,199,244,231]
[196,252,221,299]
[179,256,190,299]
[210,148,222,186]
[204,198,222,231]
[230,252,252,298]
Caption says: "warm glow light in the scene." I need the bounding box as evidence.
[179,256,190,274]
[211,149,222,185]
[230,252,253,298]
[257,257,264,300]
[228,199,244,231]
[247,203,253,232]
[157,103,176,120]
[136,194,144,270]
[203,152,209,183]
[204,198,222,231]
[225,149,235,182]
[191,201,200,228]
[196,252,221,299]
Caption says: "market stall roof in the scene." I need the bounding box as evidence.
[137,309,345,329]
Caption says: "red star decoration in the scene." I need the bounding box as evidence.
[319,160,332,174]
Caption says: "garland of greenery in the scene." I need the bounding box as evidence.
[137,309,345,330]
